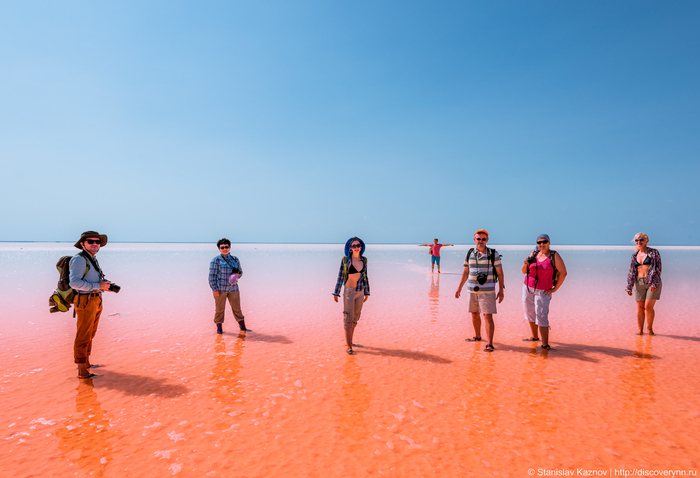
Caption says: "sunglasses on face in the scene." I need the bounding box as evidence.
[475,238,487,242]
[537,240,549,245]
[219,245,230,249]
[635,239,646,242]
[85,239,101,245]
[350,244,361,249]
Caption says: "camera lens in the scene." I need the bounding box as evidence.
[474,286,480,291]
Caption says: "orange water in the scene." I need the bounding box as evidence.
[1,244,699,477]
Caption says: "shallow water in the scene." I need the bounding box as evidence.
[1,243,699,477]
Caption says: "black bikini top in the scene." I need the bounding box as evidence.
[348,262,363,274]
[634,254,652,267]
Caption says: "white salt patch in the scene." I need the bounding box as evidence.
[155,450,177,459]
[167,431,185,442]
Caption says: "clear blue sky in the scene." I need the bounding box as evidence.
[1,1,698,245]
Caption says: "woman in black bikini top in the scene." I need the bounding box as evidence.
[332,237,370,355]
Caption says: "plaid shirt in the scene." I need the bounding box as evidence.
[209,254,243,293]
[626,248,661,292]
[333,256,370,296]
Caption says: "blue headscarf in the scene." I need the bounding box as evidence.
[534,234,550,253]
[344,237,366,259]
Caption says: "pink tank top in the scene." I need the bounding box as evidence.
[524,254,555,290]
[431,244,443,257]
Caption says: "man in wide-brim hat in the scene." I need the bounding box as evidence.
[74,231,108,249]
[69,231,113,379]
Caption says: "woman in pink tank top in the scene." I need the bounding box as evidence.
[521,234,568,350]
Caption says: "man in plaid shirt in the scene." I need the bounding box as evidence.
[209,238,248,334]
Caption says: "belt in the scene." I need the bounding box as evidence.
[78,291,102,297]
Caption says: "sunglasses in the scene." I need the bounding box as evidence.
[634,239,646,242]
[475,238,487,241]
[219,245,230,249]
[350,244,361,249]
[85,239,101,245]
[537,240,549,245]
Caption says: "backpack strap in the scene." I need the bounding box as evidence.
[488,248,499,283]
[466,248,474,263]
[550,250,558,285]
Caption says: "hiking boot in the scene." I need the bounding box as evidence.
[216,323,223,334]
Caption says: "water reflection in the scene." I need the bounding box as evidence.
[209,334,246,406]
[460,349,499,451]
[517,349,559,438]
[619,335,656,423]
[336,355,372,449]
[429,274,440,323]
[56,380,118,477]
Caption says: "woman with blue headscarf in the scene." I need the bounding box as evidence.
[521,234,567,350]
[333,237,370,355]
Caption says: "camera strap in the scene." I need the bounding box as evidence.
[80,251,106,281]
[222,254,240,274]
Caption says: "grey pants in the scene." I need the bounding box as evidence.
[343,288,365,330]
[214,291,245,324]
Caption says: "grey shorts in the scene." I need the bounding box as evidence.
[468,292,497,315]
[635,277,662,301]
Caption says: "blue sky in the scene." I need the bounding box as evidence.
[1,1,698,245]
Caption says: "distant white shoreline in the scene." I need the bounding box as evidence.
[1,242,698,252]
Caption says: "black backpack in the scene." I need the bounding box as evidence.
[466,247,499,282]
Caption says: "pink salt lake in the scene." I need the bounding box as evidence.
[1,243,699,477]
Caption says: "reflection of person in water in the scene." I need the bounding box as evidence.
[336,355,371,446]
[619,335,657,423]
[56,380,116,477]
[429,274,440,322]
[209,335,245,406]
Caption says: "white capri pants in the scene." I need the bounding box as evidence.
[522,284,552,328]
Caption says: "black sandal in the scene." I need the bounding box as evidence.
[541,344,552,350]
[466,336,483,342]
[523,337,540,342]
[484,344,495,352]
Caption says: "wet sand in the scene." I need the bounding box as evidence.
[1,243,699,477]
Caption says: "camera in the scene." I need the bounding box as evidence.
[527,254,537,264]
[476,272,488,285]
[108,283,121,293]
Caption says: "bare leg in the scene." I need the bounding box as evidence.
[645,300,657,334]
[437,262,441,273]
[539,326,549,347]
[636,301,646,334]
[528,321,539,340]
[431,263,435,273]
[345,326,356,351]
[484,314,495,347]
[471,312,482,339]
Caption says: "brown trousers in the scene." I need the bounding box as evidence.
[214,291,245,324]
[74,294,103,364]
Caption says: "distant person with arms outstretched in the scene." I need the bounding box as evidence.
[418,239,454,273]
[455,230,504,352]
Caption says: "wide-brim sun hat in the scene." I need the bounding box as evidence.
[74,230,108,249]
